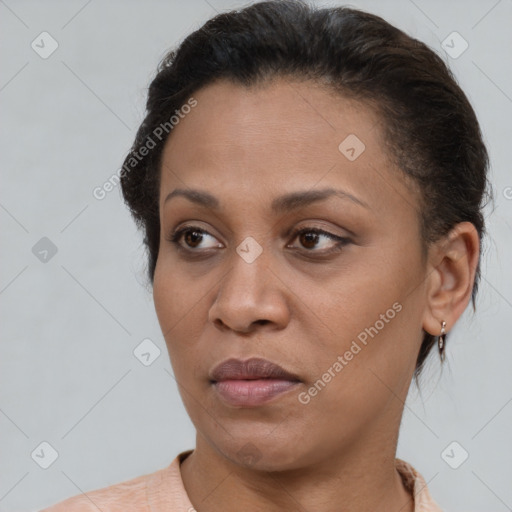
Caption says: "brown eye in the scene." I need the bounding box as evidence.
[166,226,223,250]
[288,227,350,254]
[183,229,204,248]
[299,231,321,249]
[165,225,349,257]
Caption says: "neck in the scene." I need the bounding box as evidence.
[180,420,414,512]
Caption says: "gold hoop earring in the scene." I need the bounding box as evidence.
[438,320,446,362]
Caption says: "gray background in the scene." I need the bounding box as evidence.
[1,0,511,511]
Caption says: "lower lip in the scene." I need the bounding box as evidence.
[212,379,300,407]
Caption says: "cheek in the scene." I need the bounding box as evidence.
[153,260,210,373]
[303,264,400,355]
[153,261,193,351]
[152,262,177,332]
[295,311,413,451]
[300,254,422,404]
[153,255,202,325]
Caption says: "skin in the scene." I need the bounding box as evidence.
[152,77,480,512]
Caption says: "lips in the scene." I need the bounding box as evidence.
[209,357,300,383]
[209,357,301,407]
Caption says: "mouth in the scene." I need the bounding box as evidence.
[209,357,301,407]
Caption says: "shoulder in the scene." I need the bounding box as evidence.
[39,450,194,512]
[395,458,444,512]
[39,464,172,512]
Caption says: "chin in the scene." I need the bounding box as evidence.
[210,429,312,472]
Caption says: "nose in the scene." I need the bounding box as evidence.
[208,249,291,334]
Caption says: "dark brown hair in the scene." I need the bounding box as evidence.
[120,0,492,379]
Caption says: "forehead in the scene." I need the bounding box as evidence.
[159,77,414,216]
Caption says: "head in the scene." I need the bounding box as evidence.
[120,1,491,470]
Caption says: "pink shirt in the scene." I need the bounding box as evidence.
[40,450,443,511]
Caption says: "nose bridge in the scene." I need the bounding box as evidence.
[208,239,289,332]
[230,237,270,297]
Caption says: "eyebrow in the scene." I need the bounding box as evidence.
[164,187,370,213]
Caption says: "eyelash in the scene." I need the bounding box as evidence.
[165,225,350,257]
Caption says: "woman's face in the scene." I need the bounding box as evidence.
[153,77,430,470]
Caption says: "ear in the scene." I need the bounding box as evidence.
[422,222,480,337]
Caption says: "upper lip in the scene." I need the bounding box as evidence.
[210,357,301,382]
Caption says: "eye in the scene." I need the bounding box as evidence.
[287,227,350,255]
[166,226,223,251]
[166,225,350,256]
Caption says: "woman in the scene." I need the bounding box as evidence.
[42,1,490,510]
